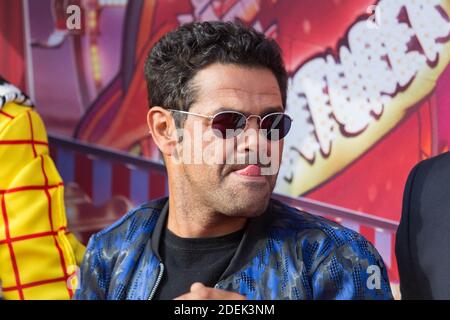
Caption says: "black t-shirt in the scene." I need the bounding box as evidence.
[153,227,244,300]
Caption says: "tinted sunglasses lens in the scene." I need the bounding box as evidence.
[261,114,292,140]
[211,112,246,138]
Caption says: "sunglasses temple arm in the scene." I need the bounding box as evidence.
[168,109,214,120]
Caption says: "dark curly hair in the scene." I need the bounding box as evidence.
[144,21,287,127]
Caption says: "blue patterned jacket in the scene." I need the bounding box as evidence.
[74,197,393,300]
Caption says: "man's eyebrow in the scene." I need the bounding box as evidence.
[212,105,284,116]
[260,106,285,116]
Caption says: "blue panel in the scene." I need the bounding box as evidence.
[57,149,75,183]
[375,230,392,269]
[130,168,149,206]
[92,158,112,206]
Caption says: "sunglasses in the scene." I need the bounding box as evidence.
[168,109,293,141]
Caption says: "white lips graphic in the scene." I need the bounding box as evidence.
[277,0,450,196]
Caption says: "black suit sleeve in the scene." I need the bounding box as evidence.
[396,152,450,299]
[396,161,422,299]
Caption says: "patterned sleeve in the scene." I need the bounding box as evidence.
[73,235,108,300]
[311,234,393,300]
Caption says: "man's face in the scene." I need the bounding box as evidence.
[171,63,284,218]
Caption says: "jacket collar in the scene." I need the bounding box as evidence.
[149,196,275,283]
[150,198,169,261]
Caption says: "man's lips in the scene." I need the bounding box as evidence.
[233,165,262,176]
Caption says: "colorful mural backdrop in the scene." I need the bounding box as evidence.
[1,0,450,225]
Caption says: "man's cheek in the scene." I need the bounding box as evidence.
[260,141,282,176]
[197,129,228,166]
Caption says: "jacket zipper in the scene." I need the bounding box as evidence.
[148,262,164,300]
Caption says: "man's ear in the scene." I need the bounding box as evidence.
[147,107,178,157]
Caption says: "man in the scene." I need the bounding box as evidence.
[396,152,450,299]
[74,21,392,300]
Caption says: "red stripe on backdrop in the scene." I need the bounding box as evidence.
[0,0,26,90]
[112,162,130,198]
[75,153,93,198]
[321,215,337,224]
[359,225,375,246]
[149,171,167,200]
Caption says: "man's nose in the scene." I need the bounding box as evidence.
[245,115,261,131]
[240,116,261,153]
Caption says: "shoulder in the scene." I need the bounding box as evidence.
[404,152,450,204]
[417,151,450,169]
[268,198,392,299]
[75,197,167,299]
[269,198,362,249]
[410,152,450,181]
[268,198,386,273]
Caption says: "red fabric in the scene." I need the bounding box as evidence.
[0,0,26,91]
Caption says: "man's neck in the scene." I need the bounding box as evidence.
[166,195,247,238]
